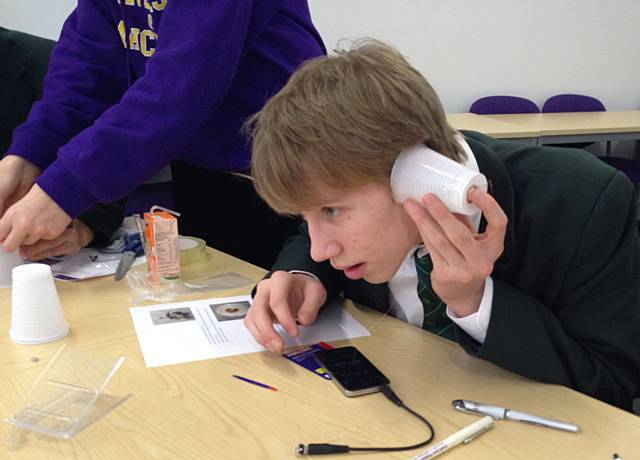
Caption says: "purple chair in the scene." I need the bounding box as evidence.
[542,93,605,113]
[543,94,640,192]
[470,95,539,115]
[542,93,606,151]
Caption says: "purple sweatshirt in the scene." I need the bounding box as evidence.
[8,0,325,217]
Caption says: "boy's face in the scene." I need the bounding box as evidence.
[301,182,421,284]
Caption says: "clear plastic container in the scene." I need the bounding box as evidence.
[5,345,127,439]
[126,270,254,304]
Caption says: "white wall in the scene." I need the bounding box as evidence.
[309,0,640,112]
[0,0,76,41]
[2,0,640,113]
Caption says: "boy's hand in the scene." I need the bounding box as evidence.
[245,271,327,353]
[403,187,507,317]
[19,219,94,260]
[0,155,41,216]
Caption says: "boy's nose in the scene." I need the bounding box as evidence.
[308,223,340,263]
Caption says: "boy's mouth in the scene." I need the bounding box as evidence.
[343,262,366,280]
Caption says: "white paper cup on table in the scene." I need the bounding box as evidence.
[391,144,488,215]
[0,248,23,288]
[10,263,69,344]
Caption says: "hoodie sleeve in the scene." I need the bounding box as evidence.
[8,1,128,170]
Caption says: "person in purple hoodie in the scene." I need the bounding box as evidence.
[0,0,325,268]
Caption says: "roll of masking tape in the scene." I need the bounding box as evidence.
[179,236,207,266]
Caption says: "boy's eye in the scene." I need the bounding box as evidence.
[322,207,339,217]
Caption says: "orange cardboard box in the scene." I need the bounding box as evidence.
[144,209,180,281]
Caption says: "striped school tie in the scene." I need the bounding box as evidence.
[414,251,455,340]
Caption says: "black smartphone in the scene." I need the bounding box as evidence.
[314,346,390,397]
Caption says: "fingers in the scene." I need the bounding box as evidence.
[268,271,300,337]
[244,271,325,354]
[70,219,95,249]
[297,280,326,326]
[20,237,62,259]
[1,216,45,251]
[403,189,508,311]
[0,216,10,250]
[0,161,17,216]
[468,188,508,239]
[404,196,467,267]
[0,190,21,217]
[0,185,72,252]
[20,229,83,260]
[0,216,27,253]
[25,241,70,260]
[0,155,39,216]
[0,196,11,217]
[245,281,285,353]
[421,233,447,268]
[244,271,299,353]
[405,191,507,258]
[404,192,507,279]
[422,194,478,249]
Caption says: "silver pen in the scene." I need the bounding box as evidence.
[452,399,580,433]
[114,251,136,281]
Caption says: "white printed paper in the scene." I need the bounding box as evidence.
[129,295,370,367]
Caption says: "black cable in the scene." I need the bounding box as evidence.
[296,385,435,455]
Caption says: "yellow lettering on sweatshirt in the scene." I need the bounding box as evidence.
[115,0,163,57]
[117,20,127,48]
[140,30,157,57]
[129,27,141,51]
[151,0,167,11]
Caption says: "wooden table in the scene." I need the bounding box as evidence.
[1,249,639,459]
[488,111,640,147]
[449,111,640,151]
[446,113,539,143]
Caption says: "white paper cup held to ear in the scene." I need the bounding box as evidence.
[0,248,23,288]
[10,263,69,344]
[391,144,488,215]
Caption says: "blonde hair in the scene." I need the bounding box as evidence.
[249,39,463,214]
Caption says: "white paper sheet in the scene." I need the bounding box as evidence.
[129,295,370,368]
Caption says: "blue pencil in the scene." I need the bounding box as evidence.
[232,374,278,392]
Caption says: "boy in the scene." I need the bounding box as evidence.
[245,40,640,410]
